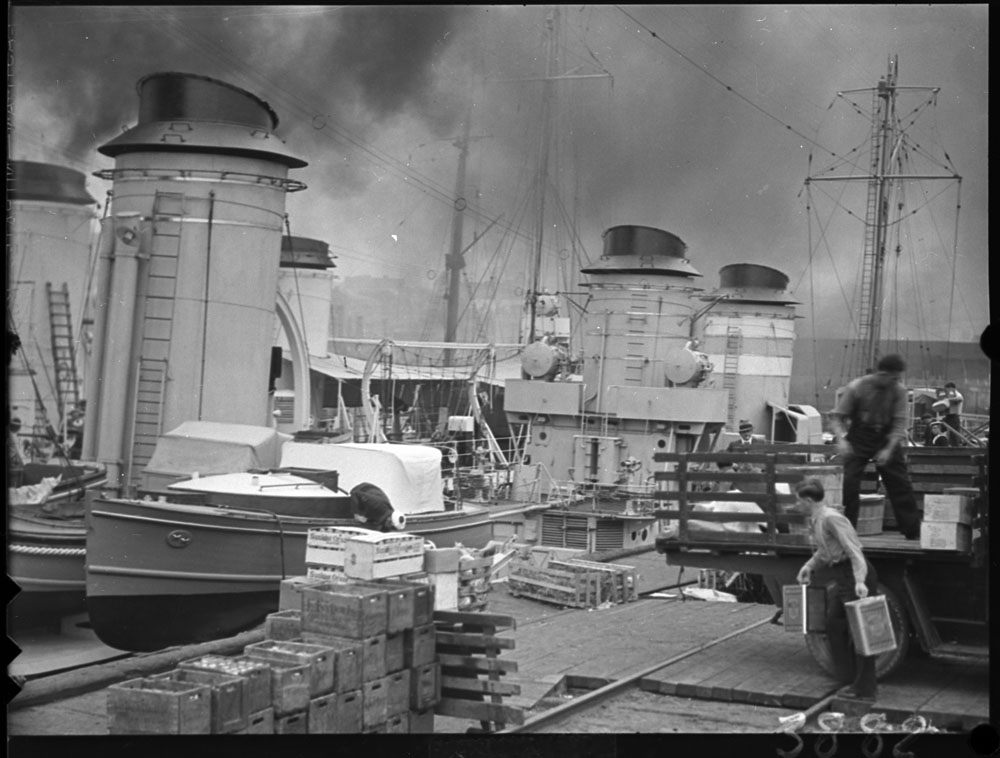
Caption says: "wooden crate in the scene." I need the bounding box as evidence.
[238,708,273,735]
[107,677,211,735]
[306,525,373,568]
[408,707,434,733]
[920,521,973,551]
[362,676,388,729]
[385,669,411,716]
[558,558,639,603]
[332,689,363,733]
[307,692,337,734]
[353,580,415,633]
[245,639,335,697]
[410,662,441,711]
[508,563,602,608]
[297,633,362,692]
[385,631,405,673]
[344,532,424,580]
[279,575,327,611]
[266,662,311,716]
[301,582,388,639]
[179,655,272,713]
[264,609,302,641]
[274,710,308,735]
[433,611,523,732]
[394,579,434,627]
[385,711,408,733]
[150,668,248,734]
[403,624,436,668]
[923,493,974,525]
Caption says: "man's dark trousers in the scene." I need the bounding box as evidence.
[843,425,921,538]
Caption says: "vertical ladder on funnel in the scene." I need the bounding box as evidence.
[125,191,183,487]
[722,326,741,429]
[46,282,80,431]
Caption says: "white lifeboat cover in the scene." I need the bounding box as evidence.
[278,442,445,514]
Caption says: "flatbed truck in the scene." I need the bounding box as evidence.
[652,444,988,677]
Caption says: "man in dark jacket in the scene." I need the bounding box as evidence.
[829,354,921,539]
[350,482,406,532]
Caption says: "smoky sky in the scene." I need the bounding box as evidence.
[10,5,989,345]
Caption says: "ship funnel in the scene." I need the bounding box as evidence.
[86,71,307,490]
[10,161,96,205]
[98,71,305,168]
[704,263,799,305]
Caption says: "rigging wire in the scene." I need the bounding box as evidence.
[614,5,843,162]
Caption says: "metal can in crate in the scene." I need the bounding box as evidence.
[244,639,336,697]
[107,677,212,735]
[150,668,249,734]
[301,581,388,638]
[178,655,272,714]
[845,595,898,656]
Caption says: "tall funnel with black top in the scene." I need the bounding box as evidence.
[84,72,307,489]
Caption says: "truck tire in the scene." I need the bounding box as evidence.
[804,582,910,680]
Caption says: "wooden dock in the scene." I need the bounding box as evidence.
[7,553,989,735]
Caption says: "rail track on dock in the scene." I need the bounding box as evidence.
[505,613,813,732]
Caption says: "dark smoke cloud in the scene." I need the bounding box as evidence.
[329,6,473,133]
[10,6,472,170]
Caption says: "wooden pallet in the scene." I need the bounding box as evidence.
[507,563,602,608]
[432,611,523,732]
[550,558,638,604]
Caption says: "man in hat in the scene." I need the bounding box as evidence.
[727,419,757,451]
[829,354,921,539]
[942,382,964,445]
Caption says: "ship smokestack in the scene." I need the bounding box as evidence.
[85,72,307,490]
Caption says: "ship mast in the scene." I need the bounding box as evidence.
[443,113,473,365]
[807,55,955,378]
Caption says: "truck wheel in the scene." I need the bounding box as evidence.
[804,582,911,679]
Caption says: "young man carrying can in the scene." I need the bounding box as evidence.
[795,478,879,700]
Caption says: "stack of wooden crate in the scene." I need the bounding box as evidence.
[106,531,441,735]
[920,492,975,551]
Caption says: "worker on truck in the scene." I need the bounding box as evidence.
[828,354,921,540]
[795,478,879,700]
